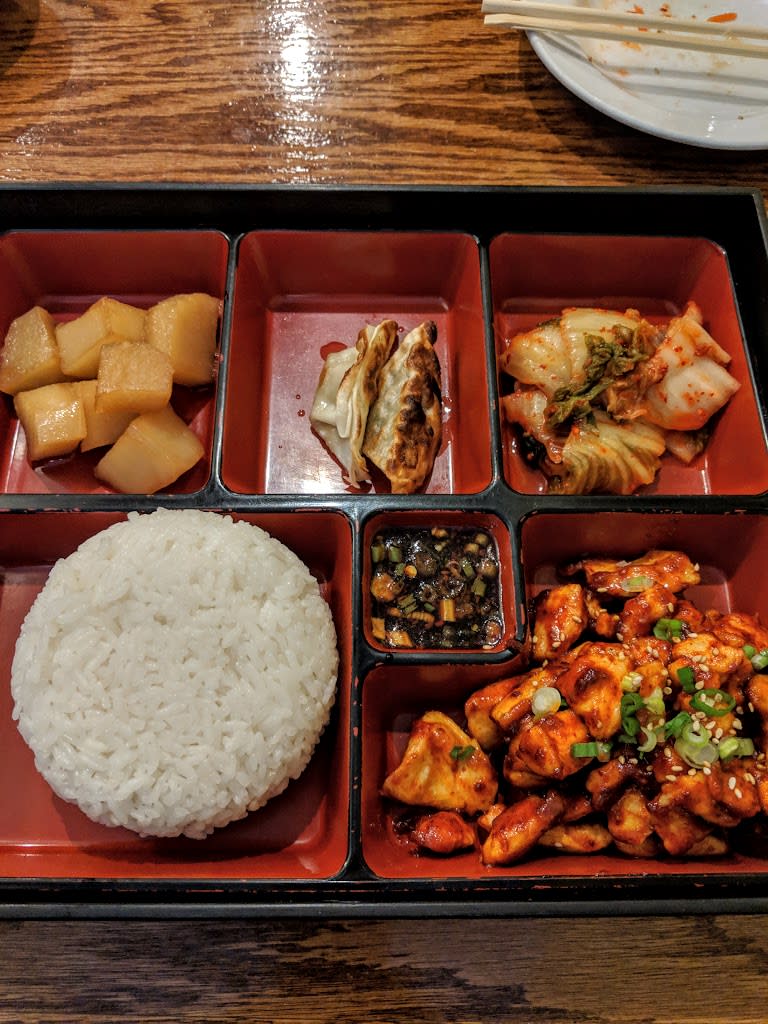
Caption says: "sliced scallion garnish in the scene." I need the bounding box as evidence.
[531,686,562,719]
[718,737,755,761]
[449,745,475,761]
[690,688,736,718]
[623,574,653,592]
[676,665,696,693]
[571,741,612,760]
[644,686,665,717]
[675,736,718,768]
[653,617,683,641]
[637,729,659,754]
[664,711,692,739]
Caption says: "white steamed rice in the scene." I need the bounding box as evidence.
[10,508,339,839]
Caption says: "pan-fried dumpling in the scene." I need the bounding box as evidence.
[310,320,398,486]
[362,321,442,494]
[309,346,358,474]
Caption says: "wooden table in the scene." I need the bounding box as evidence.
[1,2,767,1022]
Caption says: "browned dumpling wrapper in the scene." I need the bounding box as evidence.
[362,321,442,494]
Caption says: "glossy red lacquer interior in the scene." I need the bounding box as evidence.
[489,234,768,496]
[0,510,352,880]
[0,230,229,495]
[221,231,491,495]
[361,509,518,655]
[362,512,768,880]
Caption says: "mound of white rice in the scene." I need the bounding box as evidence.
[10,508,339,839]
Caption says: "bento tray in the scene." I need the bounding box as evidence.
[2,184,768,919]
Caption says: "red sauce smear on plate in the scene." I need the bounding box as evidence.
[319,341,347,359]
[707,11,737,21]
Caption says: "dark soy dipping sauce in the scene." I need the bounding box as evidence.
[369,526,503,649]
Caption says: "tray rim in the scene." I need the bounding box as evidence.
[1,183,768,918]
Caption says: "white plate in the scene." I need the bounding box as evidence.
[528,0,768,149]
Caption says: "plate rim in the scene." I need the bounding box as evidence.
[528,29,768,151]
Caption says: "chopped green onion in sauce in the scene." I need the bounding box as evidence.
[370,526,503,649]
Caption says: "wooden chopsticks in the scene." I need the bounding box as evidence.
[481,1,768,58]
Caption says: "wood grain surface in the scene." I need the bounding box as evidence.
[1,915,767,1023]
[1,2,768,1022]
[0,0,764,189]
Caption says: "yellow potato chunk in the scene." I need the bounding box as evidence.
[76,379,138,452]
[0,306,65,395]
[94,404,204,494]
[96,340,172,414]
[145,292,220,386]
[56,297,147,378]
[14,382,87,462]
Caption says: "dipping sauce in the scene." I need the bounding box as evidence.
[369,526,503,649]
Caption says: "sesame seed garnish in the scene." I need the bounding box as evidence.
[672,764,684,772]
[746,772,756,785]
[734,718,743,730]
[714,727,724,739]
[665,774,677,782]
[688,768,697,776]
[748,702,755,713]
[663,686,672,695]
[735,788,743,800]
[728,776,737,790]
[703,766,711,776]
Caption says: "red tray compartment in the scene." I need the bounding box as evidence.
[221,230,491,495]
[489,234,768,496]
[0,509,352,881]
[0,230,228,495]
[362,512,768,880]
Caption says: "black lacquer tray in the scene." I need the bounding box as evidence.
[1,184,768,919]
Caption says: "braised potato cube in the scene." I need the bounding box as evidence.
[76,379,138,452]
[145,292,220,386]
[0,306,65,395]
[56,297,147,378]
[14,382,86,461]
[94,404,204,493]
[96,340,172,414]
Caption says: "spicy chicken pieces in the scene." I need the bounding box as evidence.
[381,548,768,866]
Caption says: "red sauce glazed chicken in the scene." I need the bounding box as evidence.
[381,549,768,866]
